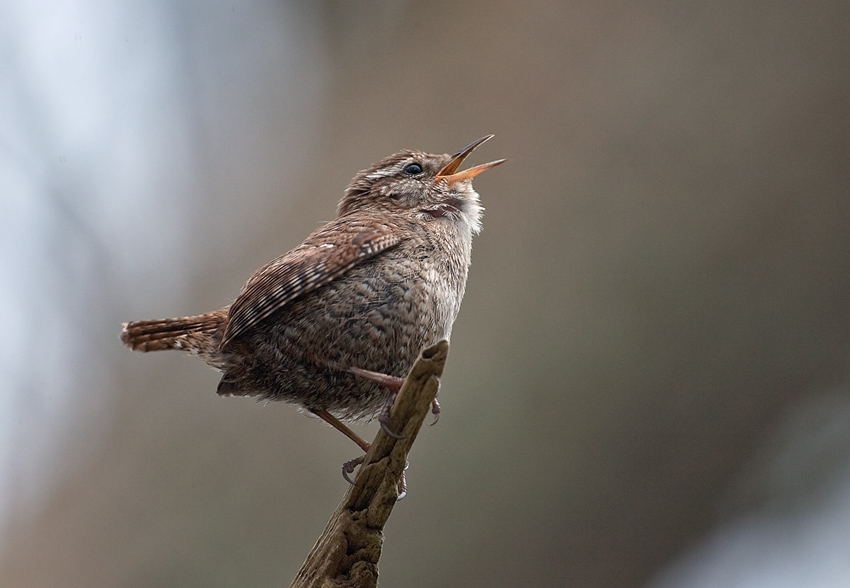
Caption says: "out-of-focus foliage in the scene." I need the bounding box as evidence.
[1,1,849,587]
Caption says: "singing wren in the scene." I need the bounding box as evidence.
[121,135,504,458]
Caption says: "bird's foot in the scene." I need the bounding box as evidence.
[430,397,441,425]
[350,367,406,438]
[342,454,365,484]
[341,454,408,500]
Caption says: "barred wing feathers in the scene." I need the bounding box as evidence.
[220,229,401,348]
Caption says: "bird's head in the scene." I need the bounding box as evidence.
[338,135,505,235]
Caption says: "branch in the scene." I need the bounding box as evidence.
[289,340,449,588]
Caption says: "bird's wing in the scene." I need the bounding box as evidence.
[221,228,401,348]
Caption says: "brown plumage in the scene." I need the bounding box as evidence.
[121,136,503,443]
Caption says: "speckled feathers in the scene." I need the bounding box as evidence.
[121,137,502,421]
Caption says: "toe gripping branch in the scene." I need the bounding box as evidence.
[291,341,449,588]
[346,342,447,499]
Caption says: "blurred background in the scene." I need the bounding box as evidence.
[2,1,850,586]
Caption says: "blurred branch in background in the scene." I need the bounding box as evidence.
[291,341,447,588]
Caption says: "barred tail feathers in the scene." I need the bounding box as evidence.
[120,310,227,354]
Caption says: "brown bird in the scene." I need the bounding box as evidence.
[121,135,504,480]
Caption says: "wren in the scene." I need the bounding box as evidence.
[121,135,504,464]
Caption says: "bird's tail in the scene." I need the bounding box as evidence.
[121,310,227,356]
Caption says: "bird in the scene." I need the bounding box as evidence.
[121,135,504,481]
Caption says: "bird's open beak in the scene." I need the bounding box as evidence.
[437,135,506,183]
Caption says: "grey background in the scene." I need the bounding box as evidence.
[2,1,849,586]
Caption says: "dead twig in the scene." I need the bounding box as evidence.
[290,340,449,588]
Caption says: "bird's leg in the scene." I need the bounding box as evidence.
[339,368,420,496]
[349,367,405,393]
[311,407,406,496]
[311,408,371,452]
[349,367,405,438]
[311,408,373,484]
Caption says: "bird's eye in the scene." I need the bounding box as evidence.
[403,162,423,175]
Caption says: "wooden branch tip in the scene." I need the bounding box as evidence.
[290,340,449,588]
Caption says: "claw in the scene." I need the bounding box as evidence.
[378,388,404,439]
[430,397,441,426]
[397,460,410,500]
[342,455,365,484]
[380,418,404,439]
